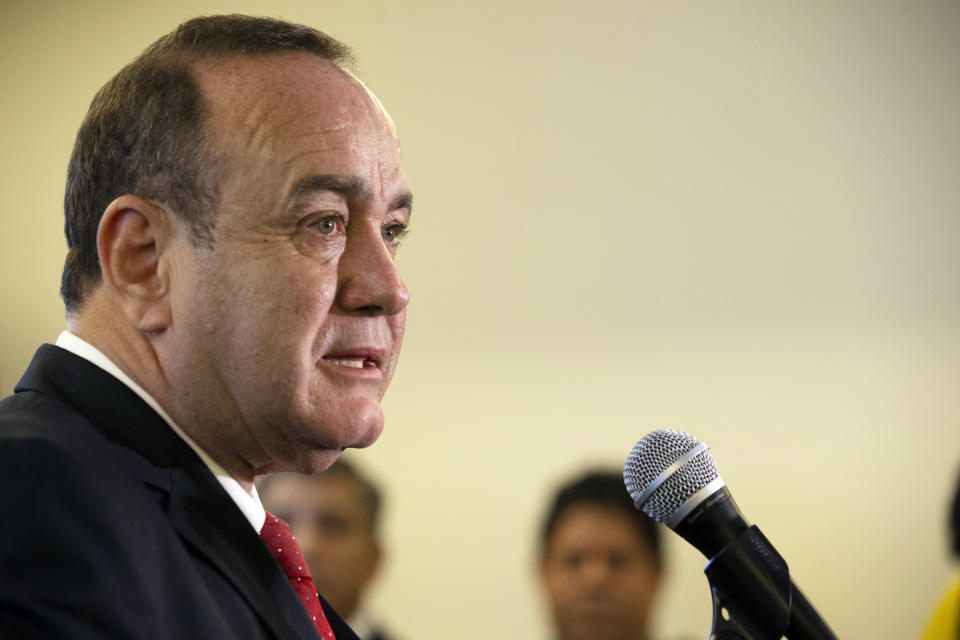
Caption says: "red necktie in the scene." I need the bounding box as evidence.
[261,512,336,640]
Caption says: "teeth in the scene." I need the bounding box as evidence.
[327,358,365,369]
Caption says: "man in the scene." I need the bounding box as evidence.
[539,470,664,640]
[0,14,411,639]
[259,459,402,640]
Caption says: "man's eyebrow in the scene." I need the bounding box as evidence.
[291,174,413,217]
[292,174,369,201]
[390,191,413,217]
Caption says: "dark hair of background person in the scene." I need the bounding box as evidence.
[259,458,383,535]
[60,14,356,312]
[540,470,662,566]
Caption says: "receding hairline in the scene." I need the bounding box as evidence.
[187,50,385,148]
[142,14,356,66]
[188,47,355,82]
[186,52,407,216]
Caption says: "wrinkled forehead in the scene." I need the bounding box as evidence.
[193,52,398,154]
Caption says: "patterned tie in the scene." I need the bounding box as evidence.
[261,512,336,640]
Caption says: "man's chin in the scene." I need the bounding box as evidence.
[254,400,384,474]
[254,448,342,476]
[335,397,385,448]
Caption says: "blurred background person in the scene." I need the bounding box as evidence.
[539,470,670,640]
[259,459,402,640]
[919,468,960,640]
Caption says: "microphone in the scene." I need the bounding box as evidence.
[623,429,838,640]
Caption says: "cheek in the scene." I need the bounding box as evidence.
[390,310,406,345]
[299,268,339,322]
[544,568,576,604]
[266,268,339,338]
[380,311,407,373]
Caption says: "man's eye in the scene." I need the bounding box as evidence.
[382,223,407,243]
[311,215,342,235]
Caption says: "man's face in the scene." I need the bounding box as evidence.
[259,472,379,618]
[164,53,410,475]
[541,505,662,640]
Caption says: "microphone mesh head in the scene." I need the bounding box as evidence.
[623,429,721,524]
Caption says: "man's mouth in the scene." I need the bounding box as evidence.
[321,350,381,370]
[324,358,372,369]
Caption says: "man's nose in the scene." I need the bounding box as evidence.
[336,225,409,316]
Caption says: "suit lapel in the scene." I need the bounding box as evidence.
[319,594,362,640]
[167,453,321,639]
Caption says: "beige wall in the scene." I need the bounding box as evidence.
[2,1,959,638]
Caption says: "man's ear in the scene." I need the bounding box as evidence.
[96,195,176,333]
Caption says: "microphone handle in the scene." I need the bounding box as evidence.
[672,489,837,640]
[787,582,839,640]
[705,525,838,640]
[673,486,749,559]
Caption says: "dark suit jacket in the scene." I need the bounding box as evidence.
[0,344,360,640]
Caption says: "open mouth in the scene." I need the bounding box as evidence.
[322,357,377,369]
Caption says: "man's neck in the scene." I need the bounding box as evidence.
[55,329,265,529]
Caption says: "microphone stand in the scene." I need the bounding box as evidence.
[703,526,839,640]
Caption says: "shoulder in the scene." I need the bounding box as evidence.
[0,383,99,447]
[0,393,175,637]
[0,393,156,544]
[0,381,171,531]
[0,384,170,565]
[0,387,142,486]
